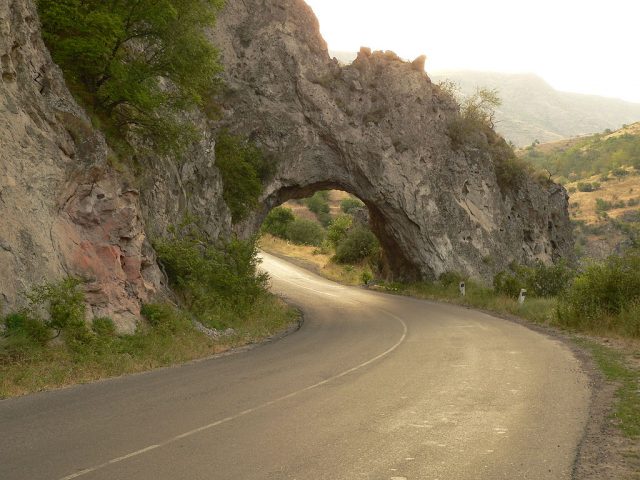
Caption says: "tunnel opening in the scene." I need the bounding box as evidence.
[254,183,422,283]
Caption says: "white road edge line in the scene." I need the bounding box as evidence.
[58,310,408,480]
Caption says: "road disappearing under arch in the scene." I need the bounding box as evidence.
[0,252,589,480]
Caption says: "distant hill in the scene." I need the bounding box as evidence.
[519,122,640,181]
[430,71,640,147]
[516,123,640,258]
[328,52,640,147]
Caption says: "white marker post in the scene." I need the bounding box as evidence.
[459,281,466,297]
[518,288,527,305]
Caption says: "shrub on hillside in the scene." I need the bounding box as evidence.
[154,226,268,328]
[1,278,93,360]
[340,197,365,214]
[327,215,353,249]
[285,219,325,247]
[577,182,598,192]
[494,261,574,298]
[262,207,295,239]
[215,132,272,223]
[557,251,640,334]
[305,192,332,227]
[334,226,379,264]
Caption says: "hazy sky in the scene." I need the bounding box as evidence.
[304,0,640,103]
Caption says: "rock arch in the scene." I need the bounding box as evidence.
[212,0,572,281]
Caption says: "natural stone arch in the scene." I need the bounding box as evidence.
[253,181,423,280]
[212,0,572,281]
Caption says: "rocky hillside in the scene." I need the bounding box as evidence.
[519,123,640,258]
[0,0,573,331]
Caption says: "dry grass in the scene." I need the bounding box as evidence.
[568,172,640,224]
[259,234,369,286]
[282,190,353,223]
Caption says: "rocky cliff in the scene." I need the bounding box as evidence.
[212,0,573,279]
[0,0,572,331]
[0,0,165,331]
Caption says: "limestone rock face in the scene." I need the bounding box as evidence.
[0,0,573,333]
[213,0,573,279]
[0,0,162,330]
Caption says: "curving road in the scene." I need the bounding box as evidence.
[0,252,589,480]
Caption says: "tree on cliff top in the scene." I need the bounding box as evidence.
[38,0,224,155]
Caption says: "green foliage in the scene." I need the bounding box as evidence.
[334,226,379,264]
[340,197,365,214]
[360,269,373,285]
[26,278,86,334]
[91,317,116,338]
[261,207,295,239]
[141,304,191,334]
[2,313,51,347]
[305,191,332,226]
[595,198,626,212]
[438,271,466,288]
[0,278,92,361]
[285,219,325,247]
[557,251,640,335]
[154,223,268,329]
[493,269,527,298]
[521,130,640,181]
[37,0,224,155]
[446,87,533,192]
[494,261,574,298]
[327,214,353,249]
[577,182,599,192]
[215,132,271,223]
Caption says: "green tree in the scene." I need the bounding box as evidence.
[262,207,295,239]
[327,214,353,249]
[215,132,270,223]
[286,219,325,246]
[37,0,224,154]
[334,226,379,264]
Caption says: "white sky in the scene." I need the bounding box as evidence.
[304,0,640,103]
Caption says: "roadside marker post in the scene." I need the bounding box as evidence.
[518,288,527,305]
[459,281,466,297]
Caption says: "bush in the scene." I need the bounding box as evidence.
[557,251,640,333]
[286,219,325,246]
[154,223,268,329]
[215,132,271,223]
[327,214,353,249]
[3,312,51,347]
[305,192,332,226]
[577,182,597,192]
[262,207,295,239]
[334,226,379,264]
[340,197,364,214]
[141,304,190,334]
[493,270,527,298]
[494,261,574,298]
[439,271,466,288]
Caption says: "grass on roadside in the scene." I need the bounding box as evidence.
[574,338,640,439]
[0,297,297,399]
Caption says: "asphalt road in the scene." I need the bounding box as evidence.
[0,252,590,480]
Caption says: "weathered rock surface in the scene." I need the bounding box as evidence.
[0,0,573,332]
[213,0,573,279]
[0,0,163,331]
